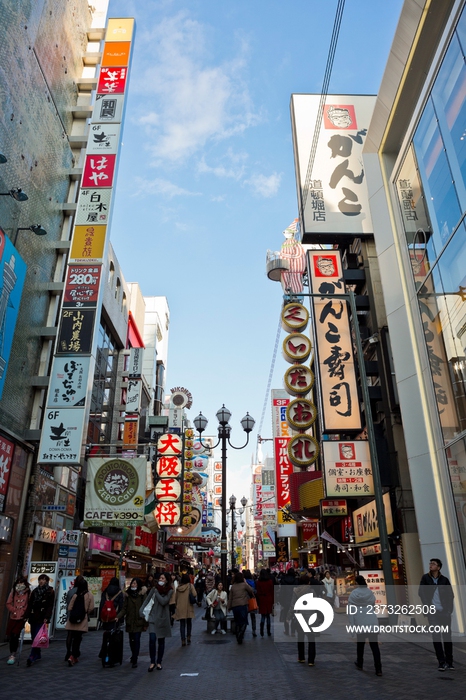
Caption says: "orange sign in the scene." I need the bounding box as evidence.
[102,42,131,67]
[70,225,107,263]
[123,419,138,445]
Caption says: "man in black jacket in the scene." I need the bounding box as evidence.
[26,574,55,666]
[418,558,454,671]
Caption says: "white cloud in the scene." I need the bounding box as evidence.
[133,13,260,164]
[245,172,282,198]
[132,176,201,199]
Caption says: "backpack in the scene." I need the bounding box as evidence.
[100,592,119,623]
[69,592,87,624]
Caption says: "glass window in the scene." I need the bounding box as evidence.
[413,100,462,248]
[431,33,466,202]
[445,437,466,561]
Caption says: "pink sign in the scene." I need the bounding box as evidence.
[88,533,112,552]
[82,154,116,189]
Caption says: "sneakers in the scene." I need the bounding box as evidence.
[220,629,226,635]
[68,655,77,667]
[308,662,315,666]
[354,662,363,671]
[7,655,15,665]
[438,662,447,672]
[298,659,305,663]
[446,662,455,670]
[211,629,217,635]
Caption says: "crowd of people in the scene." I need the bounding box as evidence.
[2,558,455,677]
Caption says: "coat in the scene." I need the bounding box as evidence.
[418,573,454,615]
[228,581,254,609]
[99,584,124,630]
[27,585,55,624]
[322,577,335,599]
[347,585,378,631]
[206,589,228,617]
[143,586,172,637]
[66,591,95,632]
[256,579,274,615]
[173,583,196,620]
[118,590,148,633]
[6,588,30,621]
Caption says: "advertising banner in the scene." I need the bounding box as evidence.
[47,357,89,407]
[84,457,146,526]
[63,265,102,307]
[39,408,85,464]
[0,436,14,511]
[353,492,394,544]
[69,225,107,263]
[76,188,113,226]
[0,230,27,400]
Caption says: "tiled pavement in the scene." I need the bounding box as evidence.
[1,612,465,699]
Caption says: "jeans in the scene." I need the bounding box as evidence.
[129,631,141,661]
[179,618,192,640]
[213,608,226,631]
[29,623,44,661]
[69,631,84,658]
[149,633,165,664]
[428,613,453,664]
[260,614,271,635]
[356,634,382,671]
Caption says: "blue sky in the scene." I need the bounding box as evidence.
[108,0,404,499]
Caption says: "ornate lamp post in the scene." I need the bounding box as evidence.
[194,407,254,588]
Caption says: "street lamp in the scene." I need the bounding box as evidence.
[194,406,255,589]
[13,225,47,246]
[0,188,28,202]
[229,494,237,569]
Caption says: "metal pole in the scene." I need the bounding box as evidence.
[231,507,235,569]
[348,290,396,602]
[221,430,228,590]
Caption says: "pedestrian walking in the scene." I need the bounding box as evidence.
[117,577,147,668]
[5,575,31,665]
[418,558,455,671]
[145,574,155,591]
[169,575,178,627]
[256,568,274,637]
[194,570,206,607]
[64,575,85,662]
[348,575,382,676]
[322,570,335,606]
[287,574,318,666]
[227,571,254,645]
[244,569,258,637]
[66,576,95,666]
[206,581,228,634]
[142,571,172,671]
[173,573,196,646]
[98,576,124,666]
[280,567,296,635]
[25,574,55,667]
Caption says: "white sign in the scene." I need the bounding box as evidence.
[34,525,58,544]
[308,250,361,432]
[128,347,143,377]
[55,576,102,629]
[126,379,142,414]
[38,407,85,464]
[363,570,388,617]
[92,93,125,124]
[87,123,121,154]
[323,441,374,497]
[56,530,81,546]
[353,492,394,544]
[48,357,90,408]
[76,188,113,225]
[84,457,146,526]
[291,93,375,237]
[271,389,291,438]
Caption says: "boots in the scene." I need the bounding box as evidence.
[251,616,257,637]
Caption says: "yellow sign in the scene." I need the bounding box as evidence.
[105,18,135,42]
[70,225,107,263]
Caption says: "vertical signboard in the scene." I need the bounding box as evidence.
[38,18,135,466]
[0,230,27,400]
[291,94,376,238]
[308,250,361,432]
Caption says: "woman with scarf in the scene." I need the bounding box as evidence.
[117,577,147,668]
[141,571,172,671]
[173,573,197,645]
[206,581,228,634]
[227,571,254,644]
[5,575,30,664]
[26,574,55,666]
[65,576,95,666]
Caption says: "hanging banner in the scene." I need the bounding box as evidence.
[39,408,85,464]
[84,457,146,526]
[63,265,102,307]
[76,188,113,226]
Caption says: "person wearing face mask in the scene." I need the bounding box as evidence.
[141,572,172,671]
[5,576,31,664]
[25,574,55,666]
[117,578,148,668]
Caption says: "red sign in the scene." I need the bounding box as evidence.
[64,265,102,307]
[274,437,293,509]
[0,436,15,511]
[82,154,116,188]
[97,67,128,94]
[301,521,318,543]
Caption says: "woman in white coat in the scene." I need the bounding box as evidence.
[322,571,335,605]
[206,582,228,634]
[348,575,382,676]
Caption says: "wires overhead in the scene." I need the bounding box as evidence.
[302,0,346,210]
[255,312,282,462]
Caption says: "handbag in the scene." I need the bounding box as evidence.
[248,597,258,613]
[141,593,154,622]
[189,590,197,605]
[31,622,49,648]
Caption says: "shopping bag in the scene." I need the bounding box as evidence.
[31,623,49,648]
[248,597,258,613]
[141,596,154,622]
